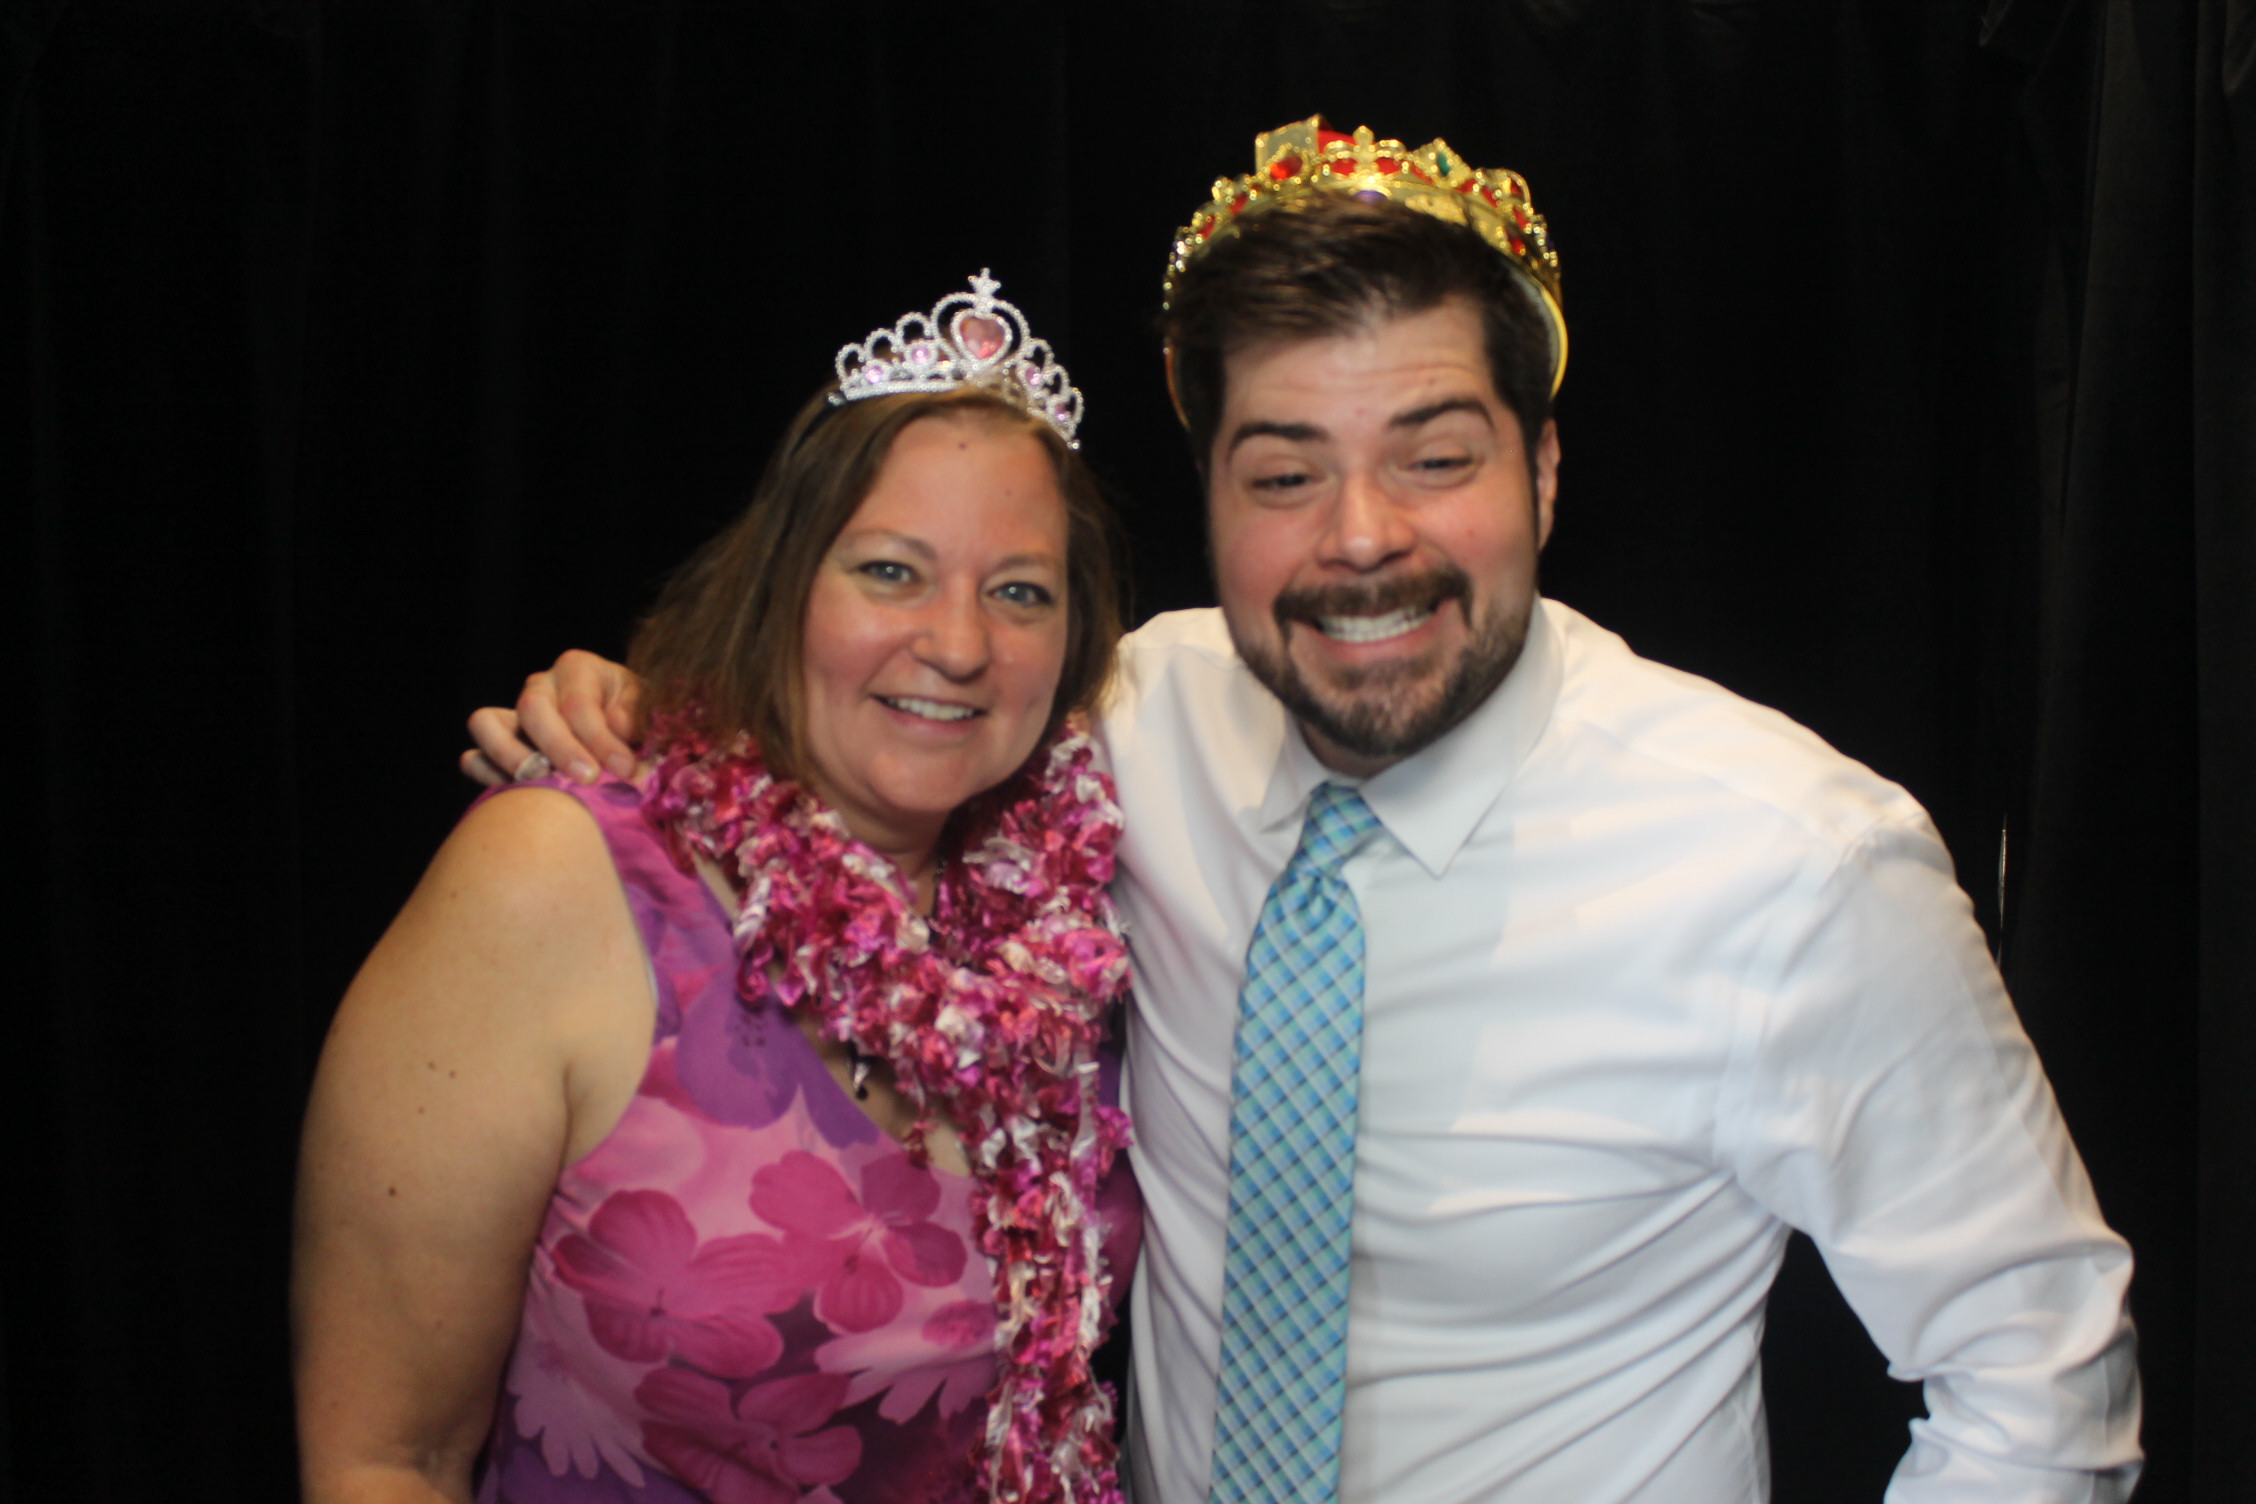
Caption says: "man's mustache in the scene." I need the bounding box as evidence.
[1273,566,1472,629]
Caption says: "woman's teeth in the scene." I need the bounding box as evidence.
[1316,604,1435,643]
[880,696,978,722]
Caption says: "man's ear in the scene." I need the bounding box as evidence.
[1533,418,1561,550]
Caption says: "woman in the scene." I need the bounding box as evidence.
[293,273,1138,1504]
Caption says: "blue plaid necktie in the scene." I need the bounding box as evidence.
[1208,781,1382,1504]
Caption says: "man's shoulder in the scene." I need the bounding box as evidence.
[1117,606,1238,672]
[1105,608,1260,730]
[1096,608,1282,799]
[1541,601,1932,858]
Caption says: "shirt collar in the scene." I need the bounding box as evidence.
[1255,596,1565,877]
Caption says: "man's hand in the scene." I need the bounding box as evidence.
[462,650,645,786]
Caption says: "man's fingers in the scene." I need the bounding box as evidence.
[465,705,569,786]
[550,649,644,779]
[466,654,643,788]
[467,704,536,773]
[460,749,509,788]
[513,674,604,784]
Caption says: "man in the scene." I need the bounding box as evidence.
[474,121,2139,1501]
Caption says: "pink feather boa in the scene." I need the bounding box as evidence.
[645,716,1132,1504]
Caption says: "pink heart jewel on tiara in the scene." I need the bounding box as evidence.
[955,313,1007,363]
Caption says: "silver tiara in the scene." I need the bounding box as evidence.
[830,270,1084,446]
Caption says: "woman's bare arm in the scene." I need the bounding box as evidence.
[462,650,646,786]
[293,788,650,1503]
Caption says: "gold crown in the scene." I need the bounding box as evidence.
[1164,117,1567,394]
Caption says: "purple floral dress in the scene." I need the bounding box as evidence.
[475,779,1141,1504]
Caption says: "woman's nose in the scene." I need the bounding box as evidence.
[915,588,992,680]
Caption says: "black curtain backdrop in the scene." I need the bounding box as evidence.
[5,1,2248,1500]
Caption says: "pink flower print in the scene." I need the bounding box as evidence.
[554,1189,809,1377]
[637,1367,862,1504]
[505,1278,649,1485]
[748,1151,969,1334]
[819,1297,998,1424]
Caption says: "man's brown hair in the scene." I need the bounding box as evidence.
[1164,194,1556,475]
[629,388,1121,781]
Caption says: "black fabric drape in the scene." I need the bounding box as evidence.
[2191,0,2256,1487]
[1976,0,2256,1493]
[1984,0,2203,1491]
[5,2,2246,1500]
[6,5,314,1499]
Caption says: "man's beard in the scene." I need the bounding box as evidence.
[1229,565,1533,765]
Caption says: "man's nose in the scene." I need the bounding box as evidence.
[1321,471,1416,571]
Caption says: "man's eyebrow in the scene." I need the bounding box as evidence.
[1391,396,1495,430]
[1224,419,1325,457]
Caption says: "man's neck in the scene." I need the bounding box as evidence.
[1297,721,1403,780]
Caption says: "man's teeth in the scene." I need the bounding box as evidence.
[1315,605,1435,643]
[881,696,979,722]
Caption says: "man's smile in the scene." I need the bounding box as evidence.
[1275,565,1469,657]
[1312,603,1438,643]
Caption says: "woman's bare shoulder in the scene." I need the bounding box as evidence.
[319,786,652,1131]
[421,784,621,926]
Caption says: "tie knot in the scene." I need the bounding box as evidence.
[1295,783,1380,873]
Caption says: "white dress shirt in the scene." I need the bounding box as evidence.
[1101,598,2139,1504]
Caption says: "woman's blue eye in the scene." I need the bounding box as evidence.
[995,582,1055,608]
[860,561,914,585]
